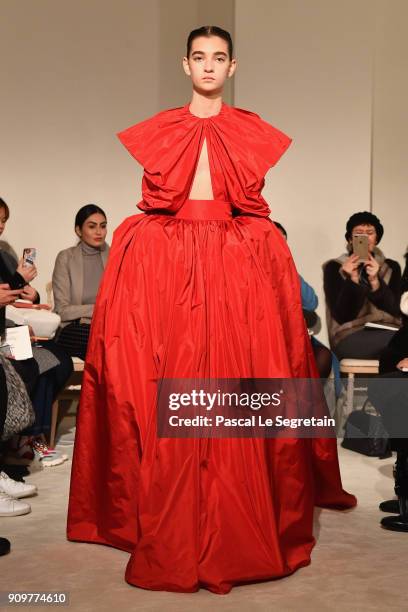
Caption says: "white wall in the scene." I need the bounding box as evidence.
[371,0,408,265]
[235,0,374,343]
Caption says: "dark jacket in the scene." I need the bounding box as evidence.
[323,252,401,348]
[0,250,26,290]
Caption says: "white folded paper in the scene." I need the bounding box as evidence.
[0,325,33,360]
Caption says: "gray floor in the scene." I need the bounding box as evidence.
[1,418,405,611]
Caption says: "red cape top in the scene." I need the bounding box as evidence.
[117,102,292,217]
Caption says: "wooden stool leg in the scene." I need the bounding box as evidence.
[345,372,355,417]
[50,400,59,449]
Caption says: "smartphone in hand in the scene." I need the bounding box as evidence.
[22,248,37,268]
[352,234,369,263]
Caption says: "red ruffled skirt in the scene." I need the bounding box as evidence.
[67,200,356,594]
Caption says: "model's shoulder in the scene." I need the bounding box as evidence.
[226,105,264,123]
[225,105,291,140]
[117,106,187,145]
[127,106,186,127]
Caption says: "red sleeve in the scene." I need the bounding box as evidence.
[226,107,292,177]
[255,116,292,169]
[117,114,161,170]
[116,107,190,174]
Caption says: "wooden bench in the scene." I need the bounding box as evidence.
[339,358,379,418]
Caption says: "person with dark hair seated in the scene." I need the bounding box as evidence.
[324,211,401,360]
[368,291,408,531]
[53,204,109,360]
[0,197,73,460]
[0,198,38,299]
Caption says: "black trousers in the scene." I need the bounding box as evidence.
[335,328,397,360]
[56,322,90,361]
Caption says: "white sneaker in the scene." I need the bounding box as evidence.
[41,453,68,467]
[0,472,37,499]
[0,491,31,516]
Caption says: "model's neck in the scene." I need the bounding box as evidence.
[188,92,223,118]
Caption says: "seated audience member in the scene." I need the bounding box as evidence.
[0,197,72,461]
[323,212,401,360]
[274,221,333,378]
[1,198,60,339]
[53,204,109,360]
[368,291,408,531]
[0,198,37,296]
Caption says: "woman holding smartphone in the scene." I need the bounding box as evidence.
[0,197,72,462]
[0,199,38,296]
[68,26,355,593]
[323,212,401,360]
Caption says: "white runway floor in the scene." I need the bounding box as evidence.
[1,417,405,612]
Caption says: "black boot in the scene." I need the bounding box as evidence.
[0,537,11,556]
[379,459,399,513]
[379,499,399,513]
[381,450,408,532]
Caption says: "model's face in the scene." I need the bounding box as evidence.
[75,213,107,247]
[183,36,236,94]
[0,207,7,237]
[350,223,377,252]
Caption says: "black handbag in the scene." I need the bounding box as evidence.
[341,399,392,458]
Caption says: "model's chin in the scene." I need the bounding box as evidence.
[193,82,223,96]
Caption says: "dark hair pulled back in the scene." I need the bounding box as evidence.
[186,26,233,59]
[75,204,106,229]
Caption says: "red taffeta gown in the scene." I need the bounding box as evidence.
[67,102,356,594]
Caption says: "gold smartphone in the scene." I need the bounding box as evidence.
[352,234,369,262]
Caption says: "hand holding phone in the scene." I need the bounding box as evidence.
[341,254,360,283]
[17,250,37,284]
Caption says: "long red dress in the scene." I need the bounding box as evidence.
[67,102,356,594]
